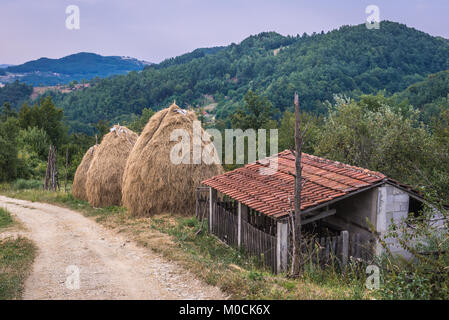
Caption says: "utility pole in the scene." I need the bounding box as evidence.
[293,92,303,276]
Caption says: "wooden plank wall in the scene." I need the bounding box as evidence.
[241,219,277,272]
[302,233,375,269]
[209,202,277,273]
[211,203,238,247]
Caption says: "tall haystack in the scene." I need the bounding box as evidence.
[86,125,138,207]
[122,103,223,216]
[72,145,97,201]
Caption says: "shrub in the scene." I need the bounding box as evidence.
[378,202,449,299]
[12,179,42,190]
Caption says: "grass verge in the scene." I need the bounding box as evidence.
[0,186,372,299]
[0,207,14,229]
[0,204,36,300]
[0,237,36,299]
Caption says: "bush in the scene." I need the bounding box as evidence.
[12,179,42,190]
[378,203,449,299]
[381,270,433,300]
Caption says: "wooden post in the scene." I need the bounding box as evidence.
[276,220,288,274]
[195,188,199,219]
[238,202,242,248]
[64,147,69,192]
[341,230,349,269]
[44,145,59,191]
[292,91,303,275]
[209,188,217,232]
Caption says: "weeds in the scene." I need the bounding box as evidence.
[11,179,42,190]
[0,237,37,299]
[0,207,14,229]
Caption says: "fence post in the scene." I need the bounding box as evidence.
[238,202,242,248]
[341,230,349,269]
[276,220,288,274]
[195,188,199,219]
[209,188,217,232]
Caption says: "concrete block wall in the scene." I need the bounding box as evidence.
[376,184,411,258]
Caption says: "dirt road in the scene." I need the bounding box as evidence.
[0,195,225,300]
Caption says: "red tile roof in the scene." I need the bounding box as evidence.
[202,150,387,219]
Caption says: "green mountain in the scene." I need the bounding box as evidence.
[36,21,449,133]
[1,52,151,86]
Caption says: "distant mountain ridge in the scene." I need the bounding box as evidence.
[0,52,151,85]
[42,21,449,133]
[3,21,449,134]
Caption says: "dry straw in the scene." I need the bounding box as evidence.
[72,145,97,201]
[85,125,138,207]
[122,103,223,216]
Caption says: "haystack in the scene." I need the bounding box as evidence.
[122,103,223,216]
[85,125,138,207]
[72,145,97,201]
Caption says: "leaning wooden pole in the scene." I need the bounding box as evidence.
[64,147,69,192]
[44,145,60,191]
[293,92,303,276]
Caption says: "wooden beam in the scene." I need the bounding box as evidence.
[301,209,336,225]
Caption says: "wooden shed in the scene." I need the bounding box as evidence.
[201,150,427,273]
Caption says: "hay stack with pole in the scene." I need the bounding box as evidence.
[86,125,138,207]
[122,103,223,216]
[72,145,97,201]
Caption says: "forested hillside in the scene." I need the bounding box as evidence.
[394,70,449,122]
[1,52,150,86]
[0,81,33,110]
[39,21,449,133]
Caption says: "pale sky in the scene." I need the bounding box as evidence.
[1,0,448,65]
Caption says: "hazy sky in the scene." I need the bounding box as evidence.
[1,0,448,64]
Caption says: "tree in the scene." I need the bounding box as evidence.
[230,90,275,130]
[1,102,17,121]
[18,96,66,148]
[315,94,441,198]
[279,110,322,153]
[17,127,50,160]
[0,117,20,181]
[126,108,155,133]
[94,119,111,143]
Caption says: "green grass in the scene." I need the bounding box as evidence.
[0,186,125,219]
[0,237,36,299]
[0,207,14,229]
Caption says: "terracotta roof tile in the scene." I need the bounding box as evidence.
[202,150,386,219]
